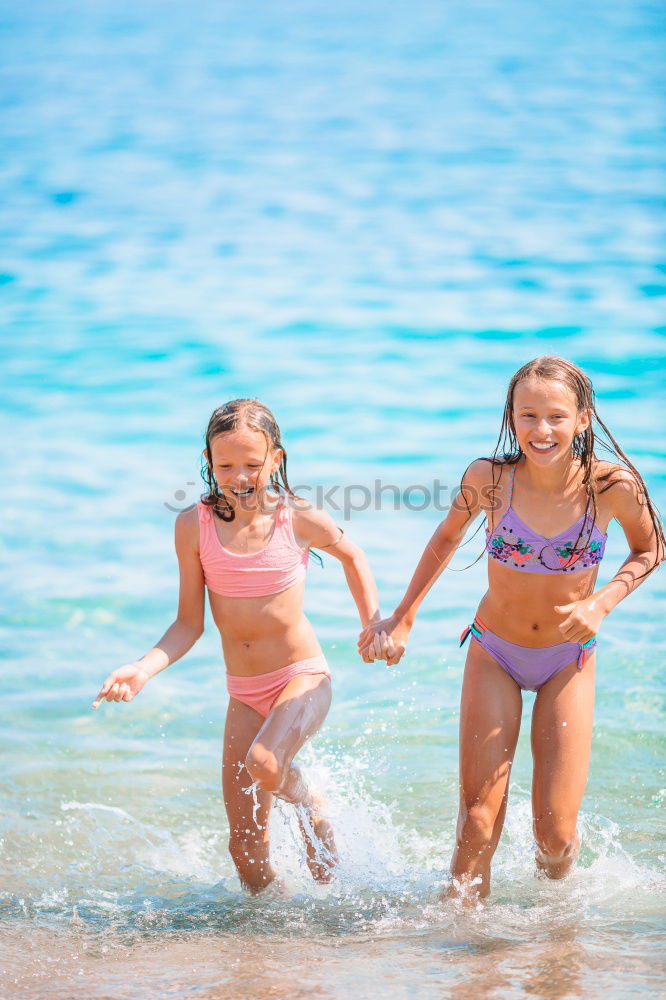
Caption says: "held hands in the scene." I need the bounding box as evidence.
[92,662,150,709]
[358,615,410,667]
[554,597,607,644]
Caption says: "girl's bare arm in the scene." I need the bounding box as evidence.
[92,507,205,706]
[294,506,380,629]
[137,507,205,676]
[357,460,494,663]
[555,470,664,642]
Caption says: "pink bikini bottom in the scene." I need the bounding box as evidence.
[226,655,331,718]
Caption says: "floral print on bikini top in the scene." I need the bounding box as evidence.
[484,464,607,573]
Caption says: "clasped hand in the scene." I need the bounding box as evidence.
[358,615,409,667]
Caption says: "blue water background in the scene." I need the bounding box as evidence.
[1,1,665,997]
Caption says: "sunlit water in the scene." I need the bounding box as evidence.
[1,0,665,997]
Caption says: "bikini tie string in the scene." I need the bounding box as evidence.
[578,636,596,670]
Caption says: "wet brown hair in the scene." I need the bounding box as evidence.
[480,356,664,575]
[201,399,296,522]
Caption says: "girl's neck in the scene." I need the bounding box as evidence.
[518,454,582,496]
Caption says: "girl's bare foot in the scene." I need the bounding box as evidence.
[440,873,486,905]
[298,795,338,883]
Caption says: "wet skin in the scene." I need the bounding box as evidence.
[92,423,384,891]
[359,377,660,900]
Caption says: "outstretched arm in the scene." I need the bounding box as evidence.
[93,507,205,707]
[555,470,664,642]
[357,460,493,665]
[293,505,381,661]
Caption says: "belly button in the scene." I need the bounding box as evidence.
[243,642,250,648]
[532,623,539,631]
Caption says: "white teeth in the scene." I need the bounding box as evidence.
[532,442,555,450]
[232,488,253,496]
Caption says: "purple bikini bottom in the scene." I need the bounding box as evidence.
[460,615,596,692]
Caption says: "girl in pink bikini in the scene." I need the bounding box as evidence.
[93,399,381,892]
[360,357,663,900]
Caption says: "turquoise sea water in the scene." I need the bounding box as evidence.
[1,0,665,996]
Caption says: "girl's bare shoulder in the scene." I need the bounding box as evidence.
[175,503,200,547]
[291,501,341,549]
[462,458,512,512]
[593,460,644,517]
[593,460,642,494]
[463,457,510,483]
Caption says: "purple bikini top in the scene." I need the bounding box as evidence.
[485,464,607,574]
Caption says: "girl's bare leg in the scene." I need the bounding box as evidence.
[245,673,337,882]
[447,641,523,900]
[222,697,275,893]
[531,654,596,879]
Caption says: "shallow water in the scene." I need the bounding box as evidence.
[1,0,665,997]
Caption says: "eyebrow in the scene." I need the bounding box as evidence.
[518,404,568,410]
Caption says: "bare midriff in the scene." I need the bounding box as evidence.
[477,561,601,646]
[207,580,323,676]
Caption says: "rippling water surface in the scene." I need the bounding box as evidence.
[1,1,665,997]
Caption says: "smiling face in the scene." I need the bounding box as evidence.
[512,378,590,465]
[205,426,283,509]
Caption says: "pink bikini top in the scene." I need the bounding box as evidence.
[197,498,309,597]
[485,464,607,574]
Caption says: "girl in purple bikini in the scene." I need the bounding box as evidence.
[359,357,663,900]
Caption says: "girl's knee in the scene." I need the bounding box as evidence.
[245,742,284,792]
[457,801,498,850]
[533,817,578,861]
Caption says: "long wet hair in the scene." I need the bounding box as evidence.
[201,399,297,522]
[477,356,664,575]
